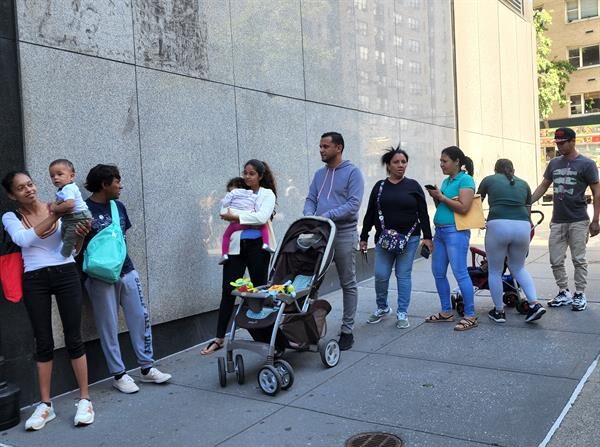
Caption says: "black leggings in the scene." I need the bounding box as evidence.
[216,238,270,338]
[22,263,85,362]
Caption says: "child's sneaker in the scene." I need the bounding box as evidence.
[218,254,229,265]
[572,292,587,311]
[396,312,410,329]
[548,289,572,307]
[25,403,55,430]
[367,307,392,324]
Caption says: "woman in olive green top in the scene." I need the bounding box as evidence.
[478,159,546,324]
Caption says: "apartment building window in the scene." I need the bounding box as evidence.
[570,91,600,115]
[359,46,369,61]
[356,0,367,11]
[394,35,403,47]
[408,61,420,73]
[408,39,420,53]
[407,17,418,30]
[395,57,404,71]
[568,44,600,68]
[395,13,402,25]
[375,50,385,65]
[357,21,368,36]
[566,0,599,22]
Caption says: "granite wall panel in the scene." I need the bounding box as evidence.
[230,0,304,98]
[235,89,308,237]
[16,0,134,62]
[301,0,358,109]
[136,67,238,322]
[133,0,234,83]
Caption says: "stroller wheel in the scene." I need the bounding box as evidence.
[451,293,458,310]
[273,360,294,390]
[516,299,530,315]
[453,294,464,317]
[319,339,340,368]
[503,291,519,307]
[218,357,227,388]
[257,365,280,396]
[235,354,245,385]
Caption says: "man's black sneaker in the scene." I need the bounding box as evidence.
[487,309,506,323]
[338,332,354,351]
[525,303,546,323]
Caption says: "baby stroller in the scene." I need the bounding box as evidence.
[217,216,340,396]
[452,210,545,315]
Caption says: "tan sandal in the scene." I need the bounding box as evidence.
[454,317,479,331]
[425,312,455,323]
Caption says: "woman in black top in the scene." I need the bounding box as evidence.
[360,147,433,328]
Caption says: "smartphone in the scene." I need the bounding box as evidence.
[424,184,437,190]
[420,245,431,259]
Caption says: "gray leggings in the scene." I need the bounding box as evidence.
[484,219,537,309]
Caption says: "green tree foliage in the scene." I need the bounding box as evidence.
[535,9,576,124]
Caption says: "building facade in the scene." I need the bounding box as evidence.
[534,0,600,166]
[0,0,539,405]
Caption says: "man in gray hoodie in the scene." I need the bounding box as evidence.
[304,132,364,350]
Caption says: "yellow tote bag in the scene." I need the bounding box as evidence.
[454,194,485,231]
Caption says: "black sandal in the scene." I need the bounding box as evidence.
[200,340,223,355]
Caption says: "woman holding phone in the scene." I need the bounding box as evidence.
[425,146,478,331]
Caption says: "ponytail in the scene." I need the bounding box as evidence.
[494,158,515,185]
[462,156,474,177]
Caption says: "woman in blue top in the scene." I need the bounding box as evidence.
[425,146,478,331]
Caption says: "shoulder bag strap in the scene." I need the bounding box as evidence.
[109,201,123,236]
[376,180,387,231]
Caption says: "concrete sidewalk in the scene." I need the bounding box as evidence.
[1,233,599,446]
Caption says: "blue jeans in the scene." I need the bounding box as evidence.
[431,225,475,317]
[374,235,421,313]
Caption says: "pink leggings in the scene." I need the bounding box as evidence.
[222,223,270,256]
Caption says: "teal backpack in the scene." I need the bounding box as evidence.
[83,200,127,283]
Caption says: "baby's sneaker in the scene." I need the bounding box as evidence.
[262,243,275,253]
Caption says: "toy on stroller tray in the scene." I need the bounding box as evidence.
[451,210,545,315]
[217,216,340,396]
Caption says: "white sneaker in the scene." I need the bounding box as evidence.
[113,374,140,393]
[25,403,56,430]
[140,367,172,384]
[73,399,94,426]
[396,312,410,329]
[548,289,573,307]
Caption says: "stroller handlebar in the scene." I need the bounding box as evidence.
[530,210,545,227]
